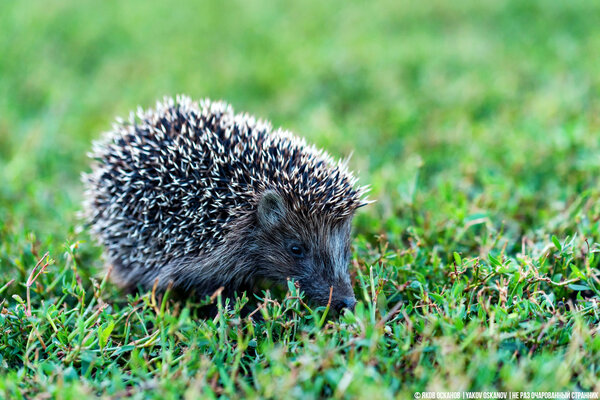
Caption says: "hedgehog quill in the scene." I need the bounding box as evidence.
[83,96,370,311]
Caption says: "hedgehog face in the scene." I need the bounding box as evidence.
[255,191,357,311]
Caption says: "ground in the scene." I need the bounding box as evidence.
[0,0,599,398]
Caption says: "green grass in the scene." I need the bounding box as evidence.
[1,0,600,398]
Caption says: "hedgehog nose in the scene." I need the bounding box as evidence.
[336,297,357,312]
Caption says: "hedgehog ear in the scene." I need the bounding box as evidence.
[257,190,286,228]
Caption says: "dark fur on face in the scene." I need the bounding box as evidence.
[252,191,356,310]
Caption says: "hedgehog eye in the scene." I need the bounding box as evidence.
[289,244,305,258]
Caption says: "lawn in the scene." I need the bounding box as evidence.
[1,0,599,398]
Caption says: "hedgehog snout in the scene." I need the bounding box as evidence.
[331,277,357,312]
[334,297,357,312]
[306,272,356,311]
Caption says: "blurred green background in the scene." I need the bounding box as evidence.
[1,0,600,396]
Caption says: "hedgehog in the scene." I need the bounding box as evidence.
[83,96,370,311]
